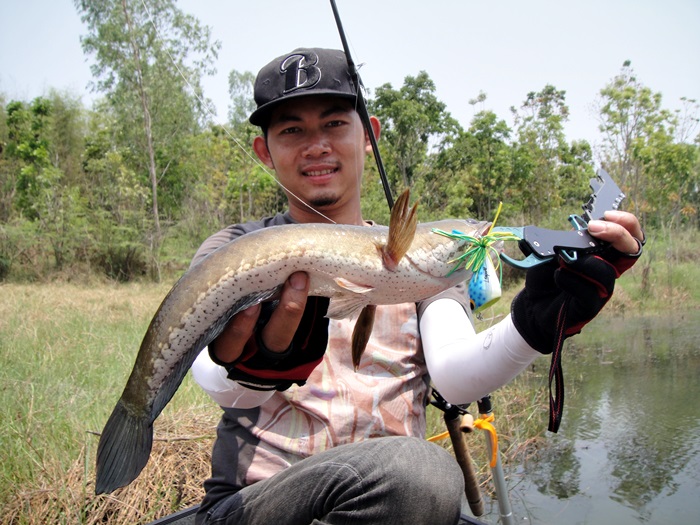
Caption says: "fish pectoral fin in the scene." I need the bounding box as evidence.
[378,189,418,271]
[351,305,376,371]
[334,277,375,294]
[327,293,369,320]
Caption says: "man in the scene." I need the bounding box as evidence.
[191,48,644,525]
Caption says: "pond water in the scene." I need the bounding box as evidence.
[478,311,700,525]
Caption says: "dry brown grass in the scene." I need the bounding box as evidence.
[3,409,219,525]
[2,392,545,525]
[0,281,550,524]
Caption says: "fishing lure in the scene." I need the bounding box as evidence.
[432,203,520,313]
[435,169,627,312]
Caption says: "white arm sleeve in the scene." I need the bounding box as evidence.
[421,298,541,404]
[191,349,274,409]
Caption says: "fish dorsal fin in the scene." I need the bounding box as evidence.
[378,189,418,271]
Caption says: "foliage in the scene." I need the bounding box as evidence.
[430,109,512,220]
[75,0,221,260]
[369,71,460,192]
[511,85,593,222]
[594,61,700,228]
[0,10,698,282]
[228,70,257,126]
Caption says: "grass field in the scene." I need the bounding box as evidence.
[1,226,696,523]
[0,281,228,523]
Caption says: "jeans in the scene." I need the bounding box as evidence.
[196,436,465,525]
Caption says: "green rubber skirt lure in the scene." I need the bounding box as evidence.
[432,203,520,313]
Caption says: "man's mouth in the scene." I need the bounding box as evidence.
[303,168,338,177]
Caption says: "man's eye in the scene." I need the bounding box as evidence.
[327,120,345,128]
[280,126,300,135]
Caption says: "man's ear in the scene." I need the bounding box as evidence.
[253,136,275,169]
[365,116,381,154]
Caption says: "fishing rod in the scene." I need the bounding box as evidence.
[429,391,485,517]
[329,0,394,211]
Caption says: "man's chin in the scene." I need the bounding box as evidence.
[309,194,341,208]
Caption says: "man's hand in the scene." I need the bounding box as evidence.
[511,208,644,432]
[209,271,330,391]
[588,210,644,258]
[210,272,310,363]
[511,209,644,354]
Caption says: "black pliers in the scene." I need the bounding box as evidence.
[492,169,626,269]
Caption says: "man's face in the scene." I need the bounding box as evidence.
[255,96,368,218]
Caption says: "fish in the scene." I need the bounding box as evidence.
[95,190,490,495]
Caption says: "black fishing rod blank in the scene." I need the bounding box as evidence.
[329,0,394,210]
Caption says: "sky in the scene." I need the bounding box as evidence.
[1,0,699,149]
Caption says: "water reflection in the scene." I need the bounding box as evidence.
[492,312,700,525]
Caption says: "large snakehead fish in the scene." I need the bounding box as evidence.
[95,190,490,494]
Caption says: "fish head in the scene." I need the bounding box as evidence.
[409,219,492,281]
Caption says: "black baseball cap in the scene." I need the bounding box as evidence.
[249,47,359,127]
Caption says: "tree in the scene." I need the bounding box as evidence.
[75,0,220,254]
[673,97,700,144]
[3,95,88,271]
[595,61,699,226]
[0,95,12,223]
[594,61,667,211]
[82,102,151,279]
[632,126,699,228]
[224,69,283,222]
[369,71,458,191]
[432,109,512,220]
[511,85,591,222]
[228,70,256,127]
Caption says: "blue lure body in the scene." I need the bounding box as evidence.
[468,254,502,313]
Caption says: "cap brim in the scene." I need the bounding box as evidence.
[249,90,359,127]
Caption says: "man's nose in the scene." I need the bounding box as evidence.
[302,132,331,157]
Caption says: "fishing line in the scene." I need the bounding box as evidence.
[138,0,337,224]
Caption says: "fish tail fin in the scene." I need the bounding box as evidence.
[95,399,153,495]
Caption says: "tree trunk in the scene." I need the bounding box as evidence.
[122,0,160,240]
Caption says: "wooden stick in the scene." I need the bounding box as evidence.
[445,413,484,516]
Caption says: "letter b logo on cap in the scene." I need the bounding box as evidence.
[281,51,322,94]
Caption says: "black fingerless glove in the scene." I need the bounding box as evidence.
[511,255,615,353]
[511,242,642,431]
[512,241,642,353]
[210,297,330,391]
